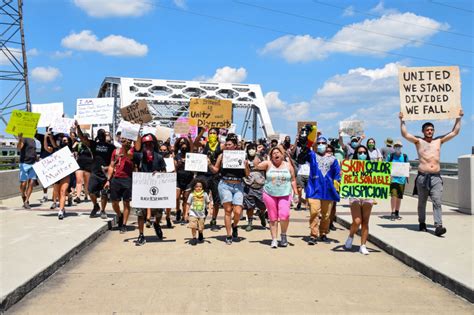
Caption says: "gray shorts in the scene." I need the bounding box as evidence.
[296,175,309,189]
[134,208,163,217]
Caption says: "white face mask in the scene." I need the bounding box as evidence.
[394,147,402,154]
[248,149,256,157]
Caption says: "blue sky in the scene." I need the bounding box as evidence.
[2,0,473,162]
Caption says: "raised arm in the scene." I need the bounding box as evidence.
[17,133,24,150]
[399,112,419,144]
[440,109,463,144]
[75,121,91,147]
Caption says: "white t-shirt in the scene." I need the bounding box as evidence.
[368,148,382,161]
[187,192,210,218]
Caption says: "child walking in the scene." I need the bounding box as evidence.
[185,179,212,245]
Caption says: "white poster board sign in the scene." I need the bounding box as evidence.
[141,126,157,137]
[32,102,63,128]
[50,117,75,134]
[398,66,462,121]
[76,98,114,124]
[93,125,111,137]
[164,157,175,173]
[118,121,140,141]
[131,172,176,208]
[184,153,208,172]
[223,150,246,169]
[339,120,364,137]
[33,147,79,188]
[391,162,410,177]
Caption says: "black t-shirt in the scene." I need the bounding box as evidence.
[20,138,37,164]
[134,151,166,173]
[75,142,94,164]
[90,141,116,175]
[35,133,53,159]
[202,143,222,176]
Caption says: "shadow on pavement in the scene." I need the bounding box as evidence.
[207,235,247,243]
[378,223,436,234]
[332,244,381,253]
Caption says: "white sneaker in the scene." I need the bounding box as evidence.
[58,209,65,220]
[344,236,353,249]
[270,239,278,248]
[359,245,369,255]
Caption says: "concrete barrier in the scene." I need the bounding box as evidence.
[0,170,21,199]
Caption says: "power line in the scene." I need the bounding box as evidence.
[154,4,473,68]
[234,0,473,54]
[429,0,473,13]
[313,0,473,38]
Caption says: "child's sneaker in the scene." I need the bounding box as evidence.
[198,232,204,243]
[190,238,197,246]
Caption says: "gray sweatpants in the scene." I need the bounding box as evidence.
[415,174,443,225]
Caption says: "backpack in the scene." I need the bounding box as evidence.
[389,153,408,163]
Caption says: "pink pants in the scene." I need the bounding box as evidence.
[263,192,291,222]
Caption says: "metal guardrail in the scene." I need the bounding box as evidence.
[409,160,458,176]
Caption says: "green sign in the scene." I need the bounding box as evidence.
[340,160,392,200]
[5,110,40,139]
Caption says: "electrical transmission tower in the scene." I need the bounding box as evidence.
[0,0,30,125]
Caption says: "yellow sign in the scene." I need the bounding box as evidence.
[189,98,232,129]
[5,110,40,139]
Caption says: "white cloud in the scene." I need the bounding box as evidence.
[370,1,399,15]
[0,47,38,65]
[52,86,62,92]
[27,48,39,56]
[260,12,446,62]
[173,0,187,9]
[74,0,153,18]
[200,66,247,83]
[52,50,73,58]
[263,91,310,121]
[31,66,61,82]
[61,30,148,57]
[343,6,355,17]
[264,91,287,110]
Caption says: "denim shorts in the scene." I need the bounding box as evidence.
[218,180,244,206]
[19,163,37,182]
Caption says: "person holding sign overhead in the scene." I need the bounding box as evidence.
[208,133,249,245]
[399,109,463,237]
[386,140,409,221]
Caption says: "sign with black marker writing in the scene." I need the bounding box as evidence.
[399,66,461,120]
[189,98,232,129]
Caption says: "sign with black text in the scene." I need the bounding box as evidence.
[33,147,79,188]
[131,172,176,208]
[223,150,246,169]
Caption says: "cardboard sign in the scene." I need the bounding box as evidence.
[340,160,392,200]
[189,98,232,129]
[50,117,75,134]
[399,66,461,120]
[155,125,172,141]
[174,117,198,139]
[297,121,317,134]
[33,147,79,188]
[5,110,40,139]
[184,153,208,172]
[164,157,175,173]
[118,120,140,141]
[93,125,111,138]
[223,150,246,169]
[174,120,190,135]
[391,162,410,177]
[120,100,152,124]
[76,98,114,124]
[339,120,364,137]
[131,172,176,208]
[32,102,63,128]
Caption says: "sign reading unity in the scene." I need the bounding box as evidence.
[189,98,232,129]
[120,100,152,124]
[223,150,246,169]
[339,120,364,137]
[398,66,461,120]
[32,102,63,128]
[340,160,392,200]
[5,110,40,139]
[184,153,208,172]
[50,117,75,134]
[33,147,79,188]
[76,98,114,124]
[131,172,176,208]
[118,120,140,140]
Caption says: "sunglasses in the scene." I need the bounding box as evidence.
[316,142,326,145]
[357,151,367,154]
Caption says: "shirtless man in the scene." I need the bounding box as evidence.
[399,109,463,236]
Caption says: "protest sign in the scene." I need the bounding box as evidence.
[5,110,40,139]
[184,153,208,172]
[118,120,140,140]
[339,120,364,137]
[297,121,317,134]
[267,134,279,142]
[279,134,288,144]
[189,98,232,129]
[340,160,392,200]
[223,150,246,169]
[228,123,237,134]
[50,117,75,134]
[76,98,114,124]
[32,102,63,128]
[33,147,79,188]
[164,157,175,173]
[398,66,461,120]
[141,125,157,137]
[120,100,152,124]
[156,125,172,141]
[174,120,189,135]
[391,162,410,177]
[131,172,176,208]
[93,125,111,137]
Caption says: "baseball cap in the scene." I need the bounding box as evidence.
[142,134,154,143]
[385,137,394,145]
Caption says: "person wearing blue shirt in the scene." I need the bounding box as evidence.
[386,140,409,221]
[305,137,341,245]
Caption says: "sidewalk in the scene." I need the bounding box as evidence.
[0,190,114,312]
[336,195,473,302]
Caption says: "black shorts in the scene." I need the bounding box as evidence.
[243,186,265,210]
[177,171,194,191]
[110,177,132,201]
[89,173,107,196]
[195,174,221,205]
[78,160,93,172]
[390,183,405,199]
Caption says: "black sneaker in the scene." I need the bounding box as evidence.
[259,211,267,227]
[308,237,317,245]
[225,236,232,245]
[390,213,396,221]
[210,218,217,230]
[176,210,182,222]
[145,220,152,228]
[419,222,428,232]
[89,203,100,218]
[296,202,301,210]
[232,225,238,239]
[198,232,204,243]
[395,211,402,220]
[434,225,447,237]
[320,235,329,242]
[153,222,163,240]
[74,197,81,204]
[329,222,336,231]
[117,214,124,228]
[120,225,127,234]
[190,238,197,246]
[166,217,172,228]
[136,234,146,246]
[67,195,73,207]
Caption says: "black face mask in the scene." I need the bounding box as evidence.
[181,146,188,152]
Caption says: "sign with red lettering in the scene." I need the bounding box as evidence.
[340,160,392,199]
[120,100,152,124]
[399,66,461,120]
